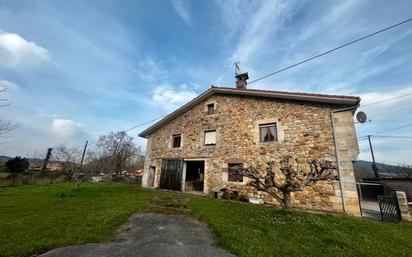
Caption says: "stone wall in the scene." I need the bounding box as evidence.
[142,94,360,215]
[396,191,411,221]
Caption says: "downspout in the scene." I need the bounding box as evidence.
[330,104,359,214]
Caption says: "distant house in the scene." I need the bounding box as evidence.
[139,73,361,216]
[354,160,412,204]
[29,161,66,172]
[353,160,412,181]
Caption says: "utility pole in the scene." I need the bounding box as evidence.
[79,140,88,172]
[367,135,379,178]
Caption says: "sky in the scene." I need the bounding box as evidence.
[0,0,411,165]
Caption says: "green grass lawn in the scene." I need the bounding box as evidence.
[0,183,163,257]
[187,198,412,257]
[0,183,411,257]
[0,172,10,179]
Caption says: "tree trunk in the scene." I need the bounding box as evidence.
[283,191,292,210]
[11,174,16,187]
[74,180,80,190]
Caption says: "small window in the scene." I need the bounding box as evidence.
[259,123,277,142]
[204,130,216,145]
[207,103,215,115]
[228,163,243,182]
[172,134,181,148]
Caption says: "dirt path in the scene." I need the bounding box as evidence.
[39,213,236,257]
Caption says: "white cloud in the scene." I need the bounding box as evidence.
[51,118,83,138]
[132,57,173,82]
[0,79,19,91]
[0,31,50,68]
[222,1,296,65]
[297,0,361,43]
[361,86,412,108]
[171,0,191,26]
[179,82,200,90]
[0,80,19,104]
[152,85,197,112]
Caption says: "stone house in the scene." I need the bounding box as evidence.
[139,73,361,216]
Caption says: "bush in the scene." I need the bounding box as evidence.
[238,194,249,202]
[221,191,249,202]
[221,191,232,200]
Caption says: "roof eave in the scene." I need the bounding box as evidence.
[215,88,360,105]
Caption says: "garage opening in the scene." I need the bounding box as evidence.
[185,161,204,192]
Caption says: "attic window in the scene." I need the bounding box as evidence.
[207,103,215,115]
[172,134,181,148]
[260,123,277,142]
[204,130,216,145]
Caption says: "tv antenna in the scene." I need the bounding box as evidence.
[234,62,240,75]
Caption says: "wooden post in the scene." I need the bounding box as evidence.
[367,135,379,178]
[79,140,88,172]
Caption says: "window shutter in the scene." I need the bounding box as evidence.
[204,131,216,145]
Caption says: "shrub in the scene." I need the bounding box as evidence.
[238,194,249,202]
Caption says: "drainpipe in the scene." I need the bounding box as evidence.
[330,104,359,214]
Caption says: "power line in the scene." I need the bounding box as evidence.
[373,135,412,139]
[83,115,166,147]
[375,123,412,136]
[358,123,412,141]
[360,92,412,108]
[248,17,412,84]
[123,116,165,132]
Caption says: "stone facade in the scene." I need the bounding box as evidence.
[141,93,361,215]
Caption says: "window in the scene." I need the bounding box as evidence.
[172,134,181,148]
[228,163,243,182]
[259,123,277,142]
[204,130,216,145]
[207,103,215,115]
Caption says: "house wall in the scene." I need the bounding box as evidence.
[142,94,360,215]
[332,111,361,215]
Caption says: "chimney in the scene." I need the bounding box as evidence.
[235,72,249,89]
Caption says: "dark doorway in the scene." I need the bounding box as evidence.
[185,161,204,192]
[159,159,183,191]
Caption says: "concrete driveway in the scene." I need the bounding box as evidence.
[39,213,236,257]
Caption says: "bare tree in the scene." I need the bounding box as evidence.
[0,88,18,137]
[97,131,138,174]
[53,145,86,189]
[0,121,18,136]
[234,156,337,209]
[126,147,145,171]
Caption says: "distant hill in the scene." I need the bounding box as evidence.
[0,155,12,165]
[353,160,412,181]
[0,155,44,165]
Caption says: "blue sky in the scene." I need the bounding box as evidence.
[0,0,411,164]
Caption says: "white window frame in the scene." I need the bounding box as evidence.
[204,130,216,146]
[259,123,278,142]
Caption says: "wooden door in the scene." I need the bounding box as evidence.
[159,159,183,191]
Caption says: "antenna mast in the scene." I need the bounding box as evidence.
[234,62,240,75]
